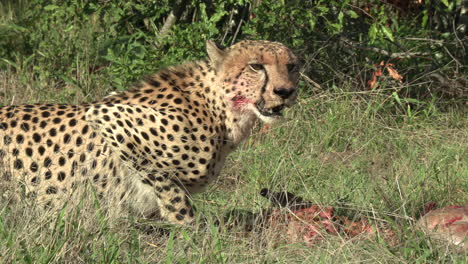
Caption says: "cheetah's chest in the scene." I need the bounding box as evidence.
[180,143,233,194]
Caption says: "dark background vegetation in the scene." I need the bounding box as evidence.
[1,0,466,108]
[0,1,466,263]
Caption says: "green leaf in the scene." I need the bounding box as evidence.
[368,24,378,42]
[381,26,394,42]
[210,3,227,23]
[316,6,329,13]
[1,58,19,69]
[404,98,424,105]
[338,11,344,24]
[392,92,402,106]
[165,231,175,264]
[309,17,316,29]
[422,10,429,27]
[44,5,59,11]
[347,10,359,19]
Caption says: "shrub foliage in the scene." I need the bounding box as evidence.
[0,0,466,106]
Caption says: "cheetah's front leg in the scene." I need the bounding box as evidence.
[85,104,197,224]
[148,173,195,225]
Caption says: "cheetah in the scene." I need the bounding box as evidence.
[0,40,299,225]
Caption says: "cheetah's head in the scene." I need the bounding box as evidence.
[207,40,299,123]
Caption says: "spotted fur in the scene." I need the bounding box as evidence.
[0,40,299,224]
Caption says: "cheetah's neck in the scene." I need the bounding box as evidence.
[189,61,257,147]
[102,60,258,148]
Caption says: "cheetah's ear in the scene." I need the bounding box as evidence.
[206,40,226,66]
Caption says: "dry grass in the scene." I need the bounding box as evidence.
[1,88,467,263]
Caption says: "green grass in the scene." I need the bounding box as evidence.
[1,86,466,263]
[1,1,467,263]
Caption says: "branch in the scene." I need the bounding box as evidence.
[158,12,177,40]
[157,0,188,44]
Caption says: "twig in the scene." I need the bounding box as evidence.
[452,18,466,53]
[443,46,462,70]
[300,72,322,91]
[221,8,235,44]
[402,37,444,44]
[231,5,249,45]
[231,19,243,45]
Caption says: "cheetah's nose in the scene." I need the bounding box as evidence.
[273,87,295,99]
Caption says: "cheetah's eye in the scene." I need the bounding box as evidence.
[287,63,297,73]
[248,64,264,72]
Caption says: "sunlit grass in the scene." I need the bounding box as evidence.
[1,85,466,262]
[0,1,466,263]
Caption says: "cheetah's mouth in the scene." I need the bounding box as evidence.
[255,100,284,117]
[231,96,285,122]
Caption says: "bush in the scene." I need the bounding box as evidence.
[0,0,465,106]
